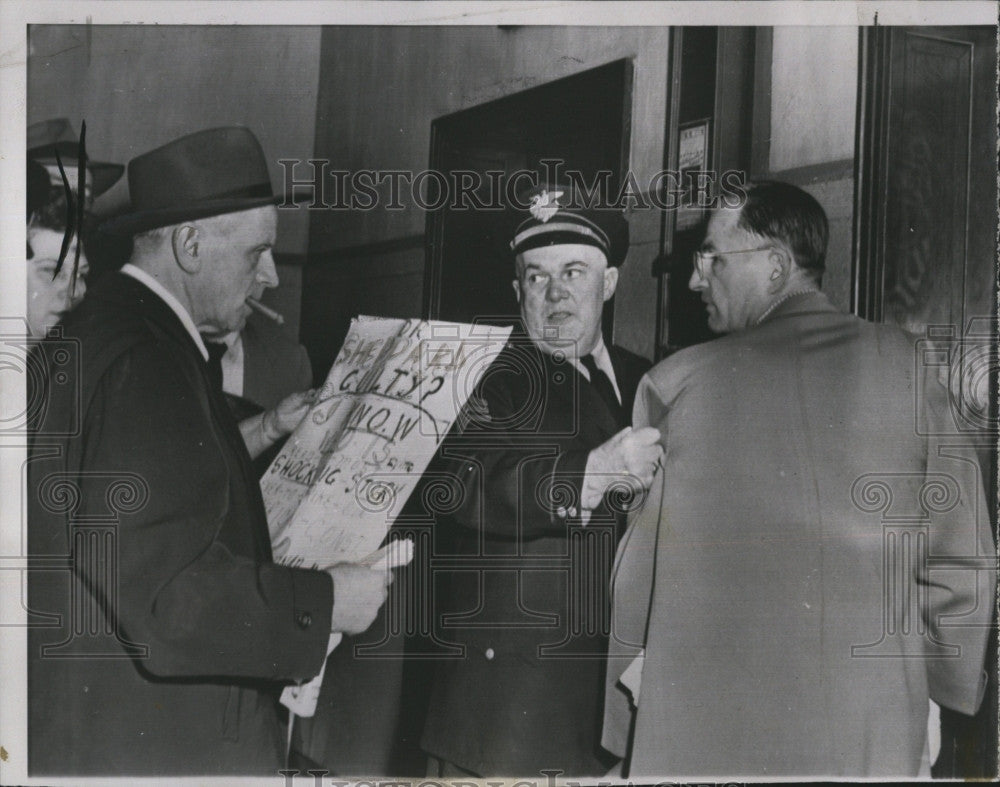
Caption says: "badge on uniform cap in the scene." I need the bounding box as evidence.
[528,189,563,223]
[511,182,629,267]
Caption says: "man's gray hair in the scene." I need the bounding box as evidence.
[131,212,245,250]
[132,224,173,248]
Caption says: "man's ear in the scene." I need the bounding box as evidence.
[602,264,620,302]
[172,224,201,274]
[512,278,522,304]
[766,247,792,293]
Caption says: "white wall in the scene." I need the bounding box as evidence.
[766,27,858,312]
[770,27,858,171]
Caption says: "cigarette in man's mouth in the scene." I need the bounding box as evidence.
[245,297,285,326]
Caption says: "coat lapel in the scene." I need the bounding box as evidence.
[99,273,273,560]
[608,346,643,419]
[543,351,621,442]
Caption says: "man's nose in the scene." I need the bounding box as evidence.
[256,251,279,289]
[689,266,706,292]
[545,279,569,302]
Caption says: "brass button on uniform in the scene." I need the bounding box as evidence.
[296,612,313,629]
[485,647,495,660]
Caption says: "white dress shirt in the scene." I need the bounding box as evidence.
[216,331,245,398]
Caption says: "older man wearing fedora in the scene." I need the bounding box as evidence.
[27,126,391,776]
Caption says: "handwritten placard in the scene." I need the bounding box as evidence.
[262,315,511,570]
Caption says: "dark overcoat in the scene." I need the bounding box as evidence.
[420,337,650,776]
[27,272,334,776]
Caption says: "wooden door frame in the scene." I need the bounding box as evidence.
[655,27,756,359]
[852,25,891,321]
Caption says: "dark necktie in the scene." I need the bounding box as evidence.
[581,353,622,424]
[203,338,228,391]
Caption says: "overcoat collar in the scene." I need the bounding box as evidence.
[95,271,208,363]
[756,289,836,327]
[526,335,625,440]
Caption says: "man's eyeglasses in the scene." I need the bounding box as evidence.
[692,245,772,276]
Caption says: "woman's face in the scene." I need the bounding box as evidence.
[27,226,89,338]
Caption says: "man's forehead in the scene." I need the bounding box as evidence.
[204,204,277,237]
[235,203,278,226]
[517,244,607,268]
[704,207,746,247]
[251,203,278,232]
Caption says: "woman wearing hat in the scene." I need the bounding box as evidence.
[27,117,125,207]
[26,158,91,338]
[25,118,124,338]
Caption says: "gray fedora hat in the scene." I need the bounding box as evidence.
[102,126,283,236]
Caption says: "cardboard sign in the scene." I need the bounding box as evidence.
[262,315,511,569]
[262,316,510,717]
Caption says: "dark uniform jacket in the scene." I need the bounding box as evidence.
[27,272,333,776]
[420,336,650,776]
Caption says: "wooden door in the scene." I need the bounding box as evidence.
[855,24,998,779]
[424,59,634,337]
[857,26,997,333]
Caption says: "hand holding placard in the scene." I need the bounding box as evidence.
[282,538,415,718]
[328,538,415,634]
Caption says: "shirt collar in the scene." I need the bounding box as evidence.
[212,331,242,351]
[753,288,825,327]
[120,263,209,361]
[588,336,612,371]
